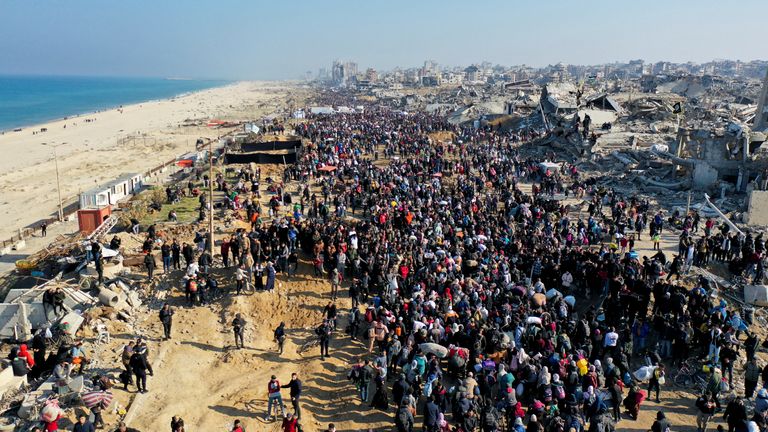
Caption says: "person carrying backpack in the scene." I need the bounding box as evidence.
[395,402,414,432]
[357,360,372,402]
[481,403,499,432]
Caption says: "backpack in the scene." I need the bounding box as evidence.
[364,309,374,323]
[543,386,553,403]
[482,410,498,429]
[348,367,361,382]
[396,407,411,428]
[554,383,566,400]
[568,416,582,432]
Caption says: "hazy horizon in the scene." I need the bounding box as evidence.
[2,0,766,80]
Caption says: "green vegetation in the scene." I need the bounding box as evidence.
[140,194,200,226]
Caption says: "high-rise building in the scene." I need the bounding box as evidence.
[365,68,378,83]
[331,60,359,85]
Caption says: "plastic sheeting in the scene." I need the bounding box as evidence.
[225,151,298,165]
[241,140,302,152]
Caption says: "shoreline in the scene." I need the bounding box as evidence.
[0,81,303,240]
[0,79,237,133]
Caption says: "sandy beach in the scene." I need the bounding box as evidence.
[0,81,303,240]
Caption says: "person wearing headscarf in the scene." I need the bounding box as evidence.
[526,414,543,432]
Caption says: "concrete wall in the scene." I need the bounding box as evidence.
[747,190,768,226]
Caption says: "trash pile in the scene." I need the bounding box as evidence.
[0,227,157,429]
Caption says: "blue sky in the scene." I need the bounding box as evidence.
[0,0,765,80]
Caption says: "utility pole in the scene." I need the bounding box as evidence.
[208,139,215,257]
[42,142,66,221]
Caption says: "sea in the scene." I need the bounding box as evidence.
[0,75,231,132]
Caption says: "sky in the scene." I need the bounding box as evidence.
[0,0,766,80]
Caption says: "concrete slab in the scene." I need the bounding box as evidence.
[747,190,768,225]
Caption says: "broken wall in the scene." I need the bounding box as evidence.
[746,190,768,226]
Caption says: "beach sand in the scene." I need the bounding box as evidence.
[0,81,304,240]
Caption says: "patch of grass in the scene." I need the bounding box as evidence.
[139,195,201,226]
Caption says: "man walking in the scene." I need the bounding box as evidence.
[696,392,716,432]
[171,239,181,270]
[143,252,156,281]
[274,322,286,354]
[129,345,151,393]
[316,319,332,359]
[94,254,104,285]
[745,357,761,398]
[159,303,174,340]
[233,313,246,349]
[282,372,302,419]
[161,241,172,274]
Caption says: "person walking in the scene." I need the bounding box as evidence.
[159,303,174,340]
[696,392,716,432]
[724,397,748,432]
[144,252,156,281]
[161,242,172,274]
[330,268,341,301]
[274,322,286,354]
[233,313,246,349]
[171,239,181,270]
[745,357,761,398]
[265,375,285,421]
[129,345,151,393]
[94,254,104,285]
[120,342,134,388]
[198,250,213,274]
[235,266,245,295]
[282,372,302,419]
[41,222,47,237]
[316,319,332,359]
[648,363,665,403]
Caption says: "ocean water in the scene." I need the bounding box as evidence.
[0,75,230,131]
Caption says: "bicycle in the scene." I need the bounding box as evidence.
[673,358,708,390]
[297,338,319,357]
[44,322,74,350]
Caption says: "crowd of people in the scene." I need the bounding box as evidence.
[247,103,768,432]
[34,97,766,431]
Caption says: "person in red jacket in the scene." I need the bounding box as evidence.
[18,344,35,368]
[265,375,285,420]
[281,413,298,432]
[231,419,244,432]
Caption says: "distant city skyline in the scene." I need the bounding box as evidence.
[1,0,766,80]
